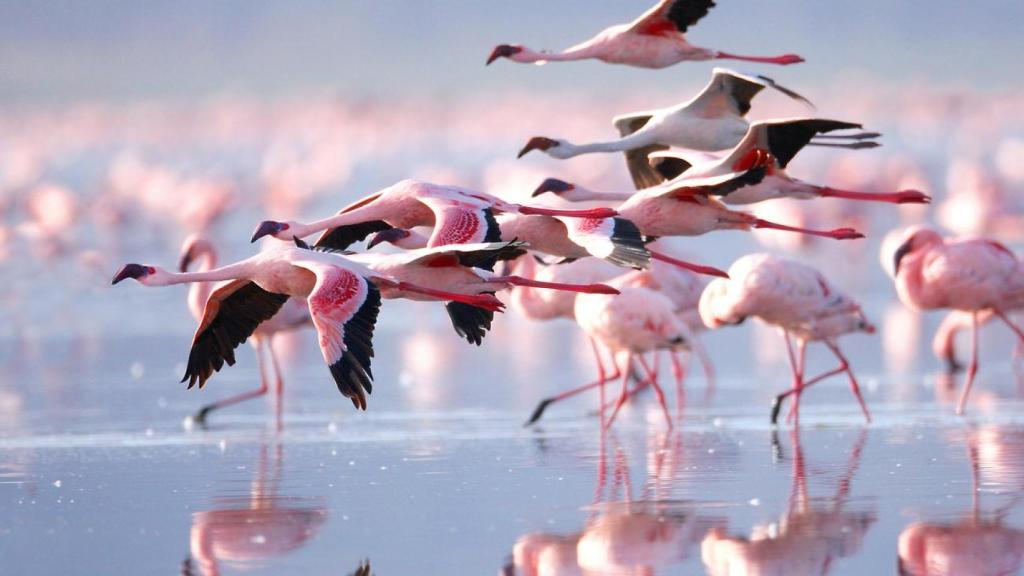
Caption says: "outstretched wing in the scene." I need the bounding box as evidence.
[558,216,651,269]
[662,166,769,199]
[613,113,669,189]
[293,260,381,410]
[314,220,393,251]
[628,0,716,35]
[182,280,290,389]
[764,119,862,169]
[647,150,694,181]
[400,241,527,270]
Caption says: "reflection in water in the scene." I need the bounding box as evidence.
[898,427,1024,576]
[701,429,875,575]
[183,442,327,576]
[508,433,722,575]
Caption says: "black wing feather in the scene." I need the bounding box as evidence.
[608,218,651,269]
[666,0,716,33]
[315,220,392,251]
[617,115,669,189]
[766,119,863,169]
[454,241,527,270]
[445,300,495,346]
[182,283,290,389]
[327,281,381,410]
[649,156,693,181]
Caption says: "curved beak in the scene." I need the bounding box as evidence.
[367,228,411,249]
[517,136,558,159]
[111,263,149,285]
[892,239,913,275]
[532,177,574,197]
[487,44,522,65]
[250,220,284,243]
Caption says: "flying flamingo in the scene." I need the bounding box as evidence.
[111,242,504,411]
[516,68,813,188]
[890,227,1024,414]
[699,253,875,424]
[486,0,804,69]
[177,234,311,424]
[248,179,618,253]
[532,174,867,243]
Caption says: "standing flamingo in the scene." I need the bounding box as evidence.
[486,0,803,69]
[112,243,504,411]
[699,253,875,424]
[890,227,1024,414]
[178,234,311,424]
[517,68,812,188]
[248,179,617,252]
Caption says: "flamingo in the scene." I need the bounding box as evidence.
[890,227,1024,414]
[535,118,929,207]
[111,242,504,411]
[248,179,618,252]
[177,234,311,424]
[517,68,813,188]
[486,0,804,70]
[699,253,875,424]
[532,173,867,243]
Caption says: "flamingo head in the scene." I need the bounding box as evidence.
[892,227,942,275]
[250,220,298,242]
[486,44,523,65]
[178,233,215,272]
[367,228,412,249]
[111,263,166,286]
[531,178,575,198]
[518,136,561,159]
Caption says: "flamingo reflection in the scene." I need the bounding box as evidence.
[701,429,875,575]
[183,442,327,576]
[898,426,1024,576]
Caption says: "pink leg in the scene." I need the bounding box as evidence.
[752,218,864,240]
[772,331,802,425]
[516,205,617,219]
[388,281,506,312]
[193,338,271,425]
[649,250,729,279]
[491,275,618,295]
[786,340,808,424]
[526,340,620,425]
[639,355,673,429]
[670,352,687,415]
[604,353,634,431]
[956,312,980,415]
[267,338,285,431]
[714,51,804,65]
[826,341,872,423]
[815,186,930,205]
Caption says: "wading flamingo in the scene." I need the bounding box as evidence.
[487,0,803,69]
[517,68,812,188]
[890,227,1024,414]
[112,243,504,411]
[178,234,311,424]
[700,253,875,424]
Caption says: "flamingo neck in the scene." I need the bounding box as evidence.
[186,249,218,319]
[159,262,251,286]
[301,198,391,237]
[559,185,631,204]
[516,46,594,64]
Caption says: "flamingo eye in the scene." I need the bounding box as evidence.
[147,266,156,274]
[280,223,290,230]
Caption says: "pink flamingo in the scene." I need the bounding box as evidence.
[111,242,504,411]
[891,227,1024,414]
[178,234,311,424]
[516,68,812,188]
[486,0,803,69]
[248,179,617,251]
[700,253,875,424]
[533,175,866,243]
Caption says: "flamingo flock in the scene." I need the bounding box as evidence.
[99,0,1024,429]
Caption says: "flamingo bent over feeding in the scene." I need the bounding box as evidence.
[487,0,803,69]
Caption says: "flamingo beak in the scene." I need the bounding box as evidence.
[532,178,574,197]
[517,136,558,159]
[892,240,913,275]
[250,220,286,243]
[487,44,522,65]
[111,263,150,285]
[368,228,411,249]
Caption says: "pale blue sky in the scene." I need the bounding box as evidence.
[0,1,1020,102]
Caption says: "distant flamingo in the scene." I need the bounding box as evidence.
[112,243,504,411]
[700,253,875,424]
[517,68,812,188]
[487,0,803,69]
[533,175,866,243]
[890,227,1024,414]
[248,179,617,252]
[178,234,311,424]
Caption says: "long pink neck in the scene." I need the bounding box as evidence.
[561,185,632,203]
[186,249,218,320]
[299,197,393,237]
[160,262,252,286]
[517,45,596,63]
[562,131,656,156]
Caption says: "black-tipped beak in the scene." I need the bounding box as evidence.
[893,240,913,275]
[367,228,411,249]
[111,263,149,285]
[251,220,284,243]
[487,44,522,65]
[532,177,574,197]
[517,136,558,159]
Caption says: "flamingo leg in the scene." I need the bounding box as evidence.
[826,340,872,423]
[670,351,687,415]
[752,218,863,240]
[714,51,804,65]
[192,338,271,425]
[786,340,808,424]
[267,338,284,430]
[649,250,729,279]
[640,354,673,429]
[526,340,620,426]
[994,310,1024,344]
[771,331,802,425]
[604,353,634,431]
[956,312,981,415]
[815,186,930,205]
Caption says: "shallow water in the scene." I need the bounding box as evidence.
[3,319,1024,575]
